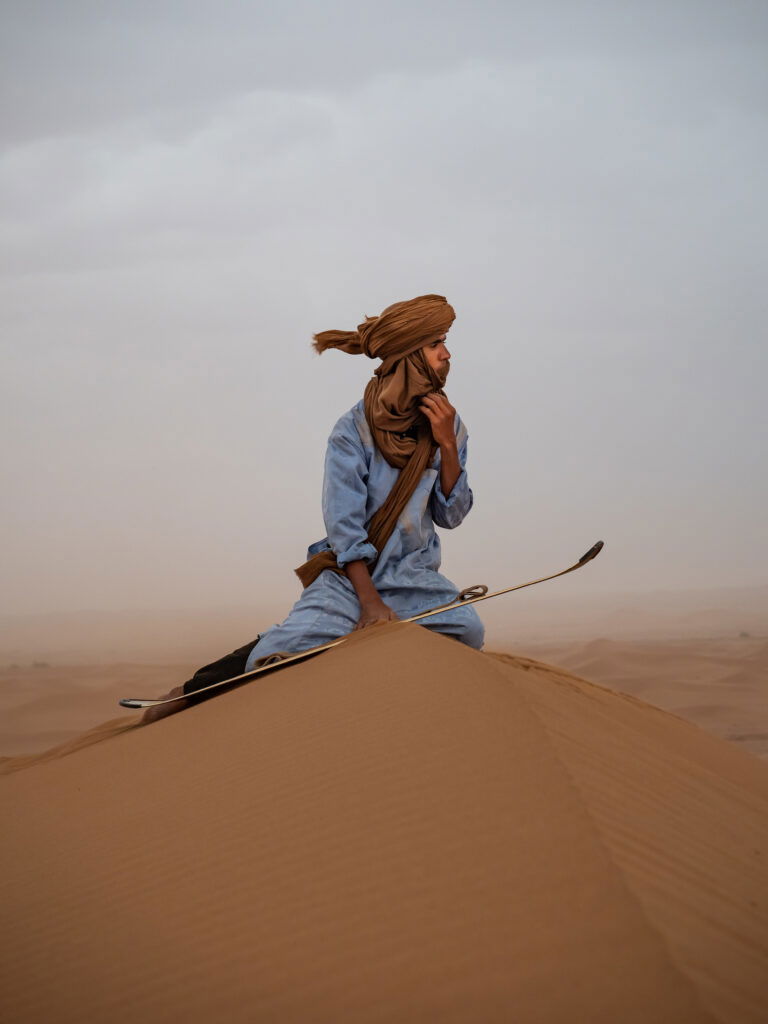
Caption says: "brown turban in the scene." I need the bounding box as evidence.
[295,294,456,589]
[314,292,455,371]
[313,293,456,468]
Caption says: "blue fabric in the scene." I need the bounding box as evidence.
[245,400,484,669]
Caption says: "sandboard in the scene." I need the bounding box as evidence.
[119,540,604,709]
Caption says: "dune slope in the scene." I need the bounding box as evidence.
[1,623,767,1023]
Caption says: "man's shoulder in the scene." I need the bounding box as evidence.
[329,400,372,448]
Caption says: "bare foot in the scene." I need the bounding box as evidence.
[140,685,189,725]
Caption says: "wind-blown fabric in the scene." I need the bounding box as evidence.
[312,293,455,367]
[246,400,484,670]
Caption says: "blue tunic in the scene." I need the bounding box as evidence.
[245,399,484,669]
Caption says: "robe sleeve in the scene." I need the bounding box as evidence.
[322,415,378,569]
[430,414,474,529]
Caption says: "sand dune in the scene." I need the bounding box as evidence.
[0,662,195,757]
[3,633,765,762]
[519,635,768,759]
[1,623,767,1022]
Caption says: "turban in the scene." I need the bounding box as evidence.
[295,294,456,589]
[313,294,455,468]
[313,293,455,376]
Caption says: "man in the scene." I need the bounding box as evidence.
[144,294,482,722]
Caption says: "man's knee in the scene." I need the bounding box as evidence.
[441,606,484,650]
[460,608,485,650]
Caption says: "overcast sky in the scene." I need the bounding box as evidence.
[1,0,766,618]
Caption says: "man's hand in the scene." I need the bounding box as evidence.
[346,560,400,631]
[355,597,399,630]
[420,392,461,496]
[419,393,457,450]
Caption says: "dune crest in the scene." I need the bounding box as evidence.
[1,623,766,1022]
[0,716,139,776]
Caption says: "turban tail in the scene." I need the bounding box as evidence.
[313,293,455,369]
[295,294,455,588]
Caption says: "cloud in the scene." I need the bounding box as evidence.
[3,0,767,142]
[1,1,767,613]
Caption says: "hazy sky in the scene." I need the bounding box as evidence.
[2,0,766,617]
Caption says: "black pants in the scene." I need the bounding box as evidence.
[182,638,260,696]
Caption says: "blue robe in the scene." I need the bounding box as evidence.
[245,400,484,669]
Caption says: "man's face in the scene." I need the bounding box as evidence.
[422,334,451,382]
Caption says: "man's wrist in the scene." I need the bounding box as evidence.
[346,560,383,605]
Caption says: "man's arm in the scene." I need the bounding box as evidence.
[321,417,399,630]
[420,393,460,496]
[346,560,399,630]
[437,439,461,498]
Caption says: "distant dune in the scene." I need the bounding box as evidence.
[480,583,768,645]
[0,604,280,665]
[1,623,767,1022]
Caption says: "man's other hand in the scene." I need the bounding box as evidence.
[355,599,400,631]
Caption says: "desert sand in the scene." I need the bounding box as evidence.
[519,634,768,760]
[2,608,766,761]
[1,621,767,1022]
